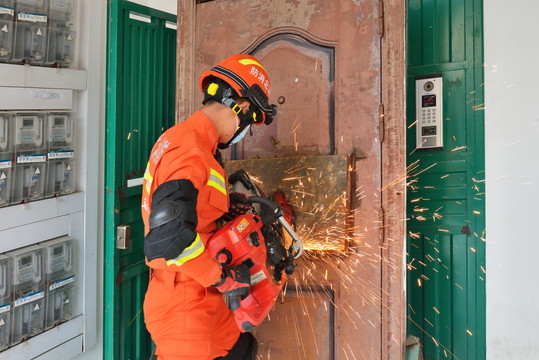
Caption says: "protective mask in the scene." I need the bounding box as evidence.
[229,125,250,145]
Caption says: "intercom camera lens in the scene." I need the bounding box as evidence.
[424,81,434,92]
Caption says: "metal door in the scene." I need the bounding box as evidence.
[177,1,387,359]
[406,0,486,359]
[105,2,177,359]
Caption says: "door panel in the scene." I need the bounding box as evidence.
[406,0,485,359]
[178,1,384,359]
[238,29,336,158]
[105,2,177,359]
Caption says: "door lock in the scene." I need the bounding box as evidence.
[116,225,131,250]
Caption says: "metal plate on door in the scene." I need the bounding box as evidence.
[116,225,131,250]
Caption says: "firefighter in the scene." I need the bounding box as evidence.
[141,54,276,360]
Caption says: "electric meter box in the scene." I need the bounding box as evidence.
[12,160,47,203]
[7,245,45,345]
[0,157,13,207]
[41,236,75,328]
[0,111,12,154]
[46,0,76,67]
[45,157,74,197]
[13,112,45,153]
[47,112,74,150]
[0,0,15,62]
[0,255,12,351]
[12,0,49,65]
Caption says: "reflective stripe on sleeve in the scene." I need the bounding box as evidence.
[207,168,227,195]
[143,162,153,194]
[166,233,205,267]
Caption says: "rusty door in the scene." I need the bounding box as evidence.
[175,1,406,359]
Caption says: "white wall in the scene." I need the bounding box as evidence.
[72,0,107,358]
[484,1,539,359]
[127,0,178,15]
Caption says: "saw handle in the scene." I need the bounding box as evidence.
[249,196,303,259]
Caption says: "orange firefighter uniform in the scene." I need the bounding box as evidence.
[141,111,240,359]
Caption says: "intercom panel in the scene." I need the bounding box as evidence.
[416,76,443,150]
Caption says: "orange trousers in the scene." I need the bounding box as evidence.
[144,271,240,360]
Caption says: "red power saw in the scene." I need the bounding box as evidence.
[208,170,303,332]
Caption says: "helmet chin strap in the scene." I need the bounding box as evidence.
[203,78,257,149]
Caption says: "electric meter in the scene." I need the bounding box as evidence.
[47,112,74,149]
[14,113,45,152]
[7,245,45,345]
[41,236,75,328]
[46,0,76,67]
[0,0,15,61]
[0,112,11,153]
[0,255,12,351]
[11,0,49,65]
[0,159,13,207]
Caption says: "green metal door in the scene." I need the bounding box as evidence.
[406,1,485,359]
[105,1,177,359]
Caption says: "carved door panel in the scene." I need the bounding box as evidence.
[177,1,384,359]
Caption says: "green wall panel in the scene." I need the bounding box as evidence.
[406,0,485,359]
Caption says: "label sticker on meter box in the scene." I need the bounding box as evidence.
[48,150,75,159]
[14,290,44,307]
[17,154,46,163]
[0,303,10,314]
[50,275,75,291]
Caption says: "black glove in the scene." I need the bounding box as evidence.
[220,192,253,222]
[213,263,251,310]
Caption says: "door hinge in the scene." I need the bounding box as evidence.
[378,0,384,38]
[379,103,385,142]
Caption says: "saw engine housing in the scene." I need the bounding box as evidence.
[208,213,288,332]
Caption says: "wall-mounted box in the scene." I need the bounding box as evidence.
[7,245,45,345]
[41,236,74,328]
[47,111,73,150]
[46,0,76,67]
[45,156,74,197]
[0,111,12,154]
[0,0,15,62]
[12,0,49,65]
[0,255,12,351]
[0,158,13,207]
[13,112,45,153]
[12,159,46,203]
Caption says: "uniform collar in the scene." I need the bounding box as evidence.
[190,110,219,154]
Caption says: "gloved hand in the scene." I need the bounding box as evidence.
[220,192,253,222]
[213,263,251,296]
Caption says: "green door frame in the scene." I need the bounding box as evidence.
[105,1,177,358]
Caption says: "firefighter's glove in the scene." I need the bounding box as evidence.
[213,263,251,299]
[220,192,253,222]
